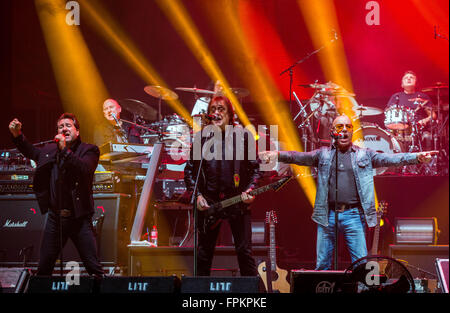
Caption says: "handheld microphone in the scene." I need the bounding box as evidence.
[330,132,345,139]
[111,113,121,126]
[204,114,221,121]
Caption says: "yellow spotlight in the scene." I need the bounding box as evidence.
[78,0,192,125]
[35,0,108,141]
[155,0,253,133]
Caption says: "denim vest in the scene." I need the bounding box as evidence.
[279,146,418,227]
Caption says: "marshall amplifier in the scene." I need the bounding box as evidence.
[290,270,354,294]
[26,276,96,294]
[99,276,180,293]
[0,193,134,267]
[180,277,262,293]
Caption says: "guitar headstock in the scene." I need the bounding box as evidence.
[265,210,278,225]
[273,175,292,192]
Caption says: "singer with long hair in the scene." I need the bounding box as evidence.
[9,113,104,277]
[259,114,437,270]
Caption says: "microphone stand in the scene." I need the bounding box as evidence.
[56,151,64,277]
[280,31,338,114]
[190,131,210,276]
[332,138,339,270]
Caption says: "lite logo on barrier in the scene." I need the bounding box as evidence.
[210,281,232,292]
[128,282,149,292]
[65,1,80,26]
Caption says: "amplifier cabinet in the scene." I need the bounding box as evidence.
[0,193,134,267]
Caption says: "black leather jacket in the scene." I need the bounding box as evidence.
[184,129,261,206]
[12,134,99,218]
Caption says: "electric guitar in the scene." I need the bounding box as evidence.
[257,210,290,293]
[370,200,388,256]
[201,175,293,233]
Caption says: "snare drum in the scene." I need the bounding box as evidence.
[384,105,414,130]
[353,125,403,175]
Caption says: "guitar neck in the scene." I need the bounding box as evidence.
[214,182,279,210]
[269,224,277,271]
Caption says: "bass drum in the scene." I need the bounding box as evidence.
[353,124,403,176]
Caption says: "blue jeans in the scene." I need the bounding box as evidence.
[315,207,367,270]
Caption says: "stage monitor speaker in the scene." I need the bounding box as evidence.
[0,268,31,293]
[180,276,262,293]
[435,258,449,293]
[290,270,354,294]
[26,276,96,293]
[99,276,180,293]
[0,193,133,267]
[389,245,449,279]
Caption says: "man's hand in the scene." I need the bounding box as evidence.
[197,195,210,211]
[259,151,279,164]
[8,118,22,138]
[54,134,66,150]
[241,188,255,204]
[416,150,439,163]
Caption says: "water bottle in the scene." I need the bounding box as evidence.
[150,225,158,246]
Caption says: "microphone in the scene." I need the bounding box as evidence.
[330,132,345,139]
[204,114,221,121]
[111,113,121,127]
[434,26,437,39]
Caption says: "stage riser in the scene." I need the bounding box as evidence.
[128,247,269,277]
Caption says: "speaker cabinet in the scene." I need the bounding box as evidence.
[290,270,352,293]
[0,193,133,267]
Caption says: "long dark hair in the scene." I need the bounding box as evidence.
[208,96,236,125]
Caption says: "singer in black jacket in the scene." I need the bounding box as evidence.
[9,113,104,277]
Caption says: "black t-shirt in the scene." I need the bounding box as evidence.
[386,91,433,121]
[328,149,361,207]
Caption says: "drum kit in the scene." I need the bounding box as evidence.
[294,81,449,176]
[117,84,250,149]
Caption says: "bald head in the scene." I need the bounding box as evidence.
[332,114,352,127]
[103,98,122,123]
[332,114,353,151]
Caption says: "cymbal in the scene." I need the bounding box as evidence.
[353,105,383,116]
[298,83,330,89]
[230,88,250,98]
[118,98,158,121]
[144,85,178,100]
[422,82,449,92]
[320,89,356,97]
[175,87,215,95]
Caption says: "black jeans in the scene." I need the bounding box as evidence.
[197,210,257,276]
[37,211,104,276]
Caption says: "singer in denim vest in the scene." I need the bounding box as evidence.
[259,115,437,270]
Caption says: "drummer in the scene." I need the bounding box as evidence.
[386,71,435,149]
[191,80,224,116]
[93,98,142,146]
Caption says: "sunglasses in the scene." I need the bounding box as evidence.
[334,124,353,132]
